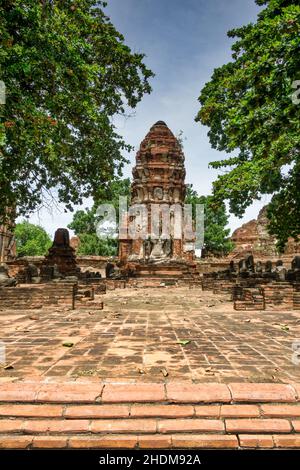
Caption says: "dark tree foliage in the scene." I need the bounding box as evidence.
[185,186,233,257]
[68,177,131,255]
[0,1,153,222]
[196,0,300,250]
[15,221,51,256]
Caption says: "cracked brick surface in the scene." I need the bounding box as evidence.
[1,286,300,448]
[1,287,300,382]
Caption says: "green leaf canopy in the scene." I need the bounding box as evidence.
[0,1,153,220]
[196,0,300,250]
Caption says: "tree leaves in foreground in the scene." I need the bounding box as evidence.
[196,0,300,250]
[0,1,153,221]
[15,221,52,256]
[185,186,233,257]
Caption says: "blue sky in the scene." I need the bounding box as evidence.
[27,0,271,237]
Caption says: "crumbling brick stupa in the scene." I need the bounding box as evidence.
[119,121,197,283]
[230,206,300,259]
[41,228,80,279]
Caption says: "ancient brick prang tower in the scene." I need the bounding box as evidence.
[119,121,195,265]
[131,120,186,206]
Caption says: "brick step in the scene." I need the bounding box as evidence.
[0,380,299,449]
[134,273,184,278]
[127,278,179,288]
[0,381,299,403]
[1,402,300,418]
[75,302,104,310]
[3,433,300,449]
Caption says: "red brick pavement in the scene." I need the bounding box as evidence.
[0,379,299,449]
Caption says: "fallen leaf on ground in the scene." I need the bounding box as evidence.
[281,325,289,331]
[177,340,191,346]
[62,342,74,347]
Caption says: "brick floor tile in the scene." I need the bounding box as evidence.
[91,419,156,434]
[171,434,238,448]
[1,288,300,383]
[131,405,194,418]
[36,383,103,403]
[238,434,274,448]
[166,383,230,403]
[194,405,220,418]
[0,383,41,402]
[292,420,300,432]
[229,383,296,402]
[65,405,129,419]
[0,419,24,433]
[273,435,300,448]
[0,435,33,449]
[0,404,63,418]
[158,418,224,433]
[23,419,90,433]
[138,435,171,448]
[261,404,300,417]
[102,384,165,403]
[32,436,68,448]
[69,435,138,448]
[226,418,291,433]
[220,405,260,418]
[291,384,300,400]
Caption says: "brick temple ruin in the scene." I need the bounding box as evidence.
[202,254,300,311]
[0,121,299,309]
[230,206,300,259]
[118,120,199,286]
[1,128,300,451]
[0,228,106,311]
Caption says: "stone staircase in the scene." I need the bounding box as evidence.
[0,380,300,449]
[123,261,201,289]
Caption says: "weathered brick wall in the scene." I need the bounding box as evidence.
[212,280,234,295]
[77,256,111,271]
[201,255,300,310]
[6,255,110,280]
[79,278,106,295]
[234,282,300,311]
[234,287,265,311]
[263,283,294,310]
[293,284,300,310]
[0,283,76,309]
[230,205,300,259]
[105,279,126,290]
[5,259,32,283]
[197,260,232,274]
